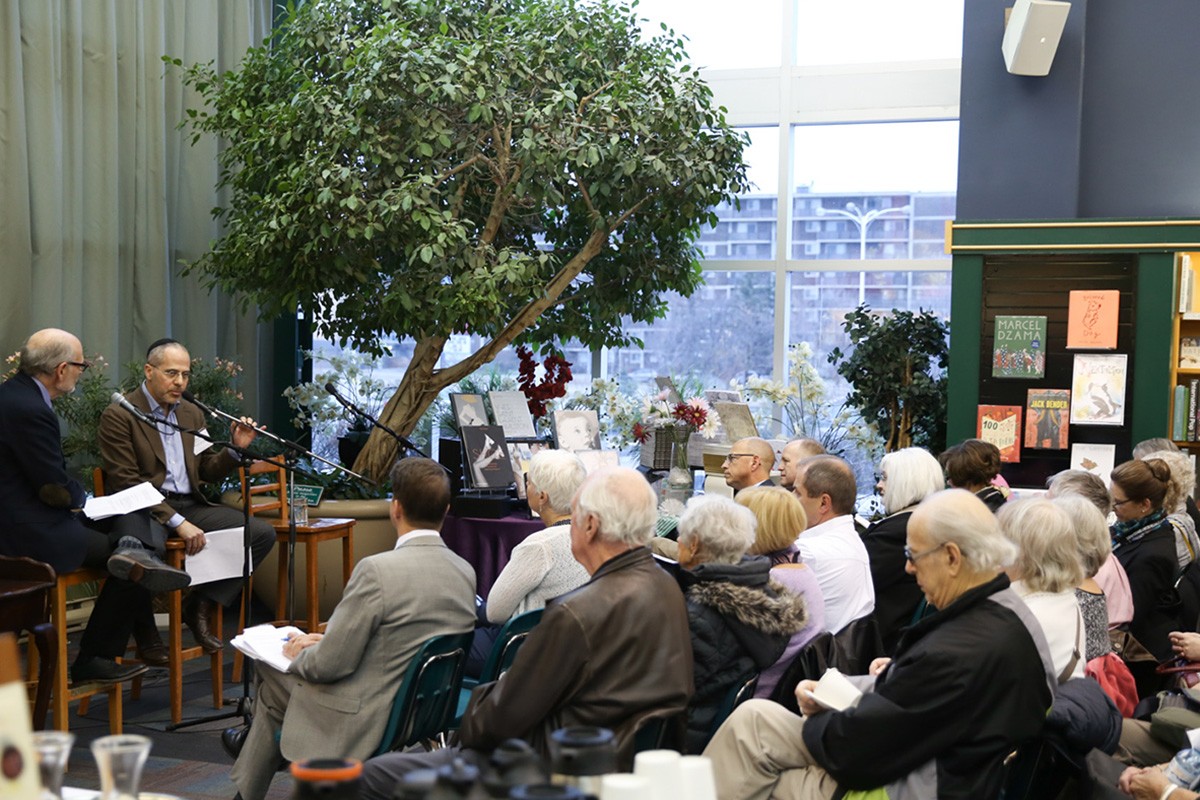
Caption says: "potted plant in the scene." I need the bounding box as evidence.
[283,350,393,468]
[169,0,750,482]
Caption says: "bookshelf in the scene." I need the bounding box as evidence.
[1169,252,1200,447]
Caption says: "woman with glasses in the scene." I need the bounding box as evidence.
[734,486,825,699]
[1110,458,1178,663]
[997,498,1087,682]
[863,447,946,653]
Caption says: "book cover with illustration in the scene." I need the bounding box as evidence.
[1066,289,1119,349]
[1070,354,1128,426]
[992,315,1047,379]
[1024,389,1070,450]
[976,405,1022,463]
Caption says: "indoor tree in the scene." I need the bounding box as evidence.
[828,305,950,453]
[172,0,749,480]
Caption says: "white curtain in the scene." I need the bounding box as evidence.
[0,0,273,409]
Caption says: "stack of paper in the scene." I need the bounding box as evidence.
[230,624,304,672]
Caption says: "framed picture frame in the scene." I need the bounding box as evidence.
[460,425,514,489]
[450,392,490,431]
[552,409,602,452]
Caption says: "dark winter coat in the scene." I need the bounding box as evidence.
[679,555,808,752]
[862,509,921,654]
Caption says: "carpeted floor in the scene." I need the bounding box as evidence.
[57,598,296,800]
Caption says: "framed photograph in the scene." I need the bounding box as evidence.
[509,441,548,500]
[552,409,602,452]
[460,425,514,489]
[488,390,537,439]
[714,402,758,442]
[450,393,489,431]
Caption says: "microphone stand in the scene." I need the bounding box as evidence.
[324,384,452,475]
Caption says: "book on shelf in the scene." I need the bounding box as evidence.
[1182,337,1200,369]
[1174,384,1189,442]
[1180,252,1200,319]
[1191,379,1199,442]
[992,315,1047,379]
[1024,389,1069,450]
[1066,289,1119,350]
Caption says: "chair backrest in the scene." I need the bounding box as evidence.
[702,672,758,748]
[0,555,56,587]
[832,613,884,676]
[478,608,544,683]
[373,630,474,756]
[238,459,289,520]
[92,467,105,497]
[770,631,841,713]
[631,707,687,759]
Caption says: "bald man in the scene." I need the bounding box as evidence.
[722,437,776,493]
[0,328,189,684]
[779,438,826,491]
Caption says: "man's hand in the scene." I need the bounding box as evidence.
[230,416,260,449]
[1119,764,1171,798]
[868,657,892,676]
[1170,631,1200,662]
[795,679,826,717]
[282,632,323,660]
[176,520,207,556]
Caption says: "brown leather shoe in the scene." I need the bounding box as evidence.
[136,642,170,667]
[183,594,224,654]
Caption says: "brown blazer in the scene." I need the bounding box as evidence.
[98,387,239,525]
[460,546,694,763]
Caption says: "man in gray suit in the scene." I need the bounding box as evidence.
[228,457,476,800]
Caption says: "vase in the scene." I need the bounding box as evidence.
[665,425,694,491]
[90,735,151,800]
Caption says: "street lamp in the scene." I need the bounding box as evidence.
[816,202,911,260]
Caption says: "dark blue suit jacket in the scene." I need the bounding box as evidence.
[0,371,90,571]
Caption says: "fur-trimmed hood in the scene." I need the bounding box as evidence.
[682,556,809,668]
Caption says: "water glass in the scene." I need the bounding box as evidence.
[291,497,309,526]
[31,731,75,800]
[90,734,151,800]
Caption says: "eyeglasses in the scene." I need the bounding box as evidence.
[904,542,948,564]
[152,366,191,381]
[1112,498,1134,507]
[63,360,90,372]
[723,453,755,463]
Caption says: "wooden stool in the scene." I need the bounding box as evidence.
[90,468,225,724]
[0,556,57,729]
[38,567,124,733]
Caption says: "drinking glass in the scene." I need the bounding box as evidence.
[90,734,151,800]
[31,731,75,800]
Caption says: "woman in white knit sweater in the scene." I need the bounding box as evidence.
[998,498,1087,683]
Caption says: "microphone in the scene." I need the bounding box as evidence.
[181,389,213,414]
[110,392,156,425]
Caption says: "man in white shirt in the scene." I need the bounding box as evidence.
[793,455,875,632]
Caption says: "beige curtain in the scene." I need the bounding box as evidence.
[0,0,273,411]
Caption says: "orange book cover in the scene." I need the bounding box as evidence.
[976,404,1022,463]
[1066,289,1119,349]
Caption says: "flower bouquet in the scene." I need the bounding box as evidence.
[632,392,722,485]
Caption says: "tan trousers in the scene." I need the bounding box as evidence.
[702,699,840,800]
[1114,718,1176,767]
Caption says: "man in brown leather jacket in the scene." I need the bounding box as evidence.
[359,467,694,800]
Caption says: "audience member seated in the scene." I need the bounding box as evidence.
[1139,448,1200,569]
[939,438,1006,512]
[1051,494,1117,661]
[1049,468,1134,629]
[360,467,693,800]
[1134,437,1200,535]
[1110,458,1179,662]
[226,458,476,800]
[779,438,825,492]
[703,489,1056,800]
[735,486,825,699]
[792,455,875,633]
[468,449,590,674]
[722,437,776,493]
[1115,630,1200,768]
[997,498,1087,682]
[861,447,945,653]
[675,495,806,752]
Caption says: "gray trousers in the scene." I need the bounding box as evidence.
[702,699,839,800]
[230,664,302,800]
[361,748,465,800]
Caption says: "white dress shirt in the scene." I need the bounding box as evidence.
[796,514,876,633]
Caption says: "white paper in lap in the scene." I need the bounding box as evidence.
[184,527,251,586]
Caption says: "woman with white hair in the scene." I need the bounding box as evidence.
[998,498,1087,682]
[863,447,946,652]
[676,494,807,753]
[467,449,592,675]
[1051,494,1113,661]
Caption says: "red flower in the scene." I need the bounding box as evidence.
[672,401,707,430]
[632,422,649,444]
[517,345,573,419]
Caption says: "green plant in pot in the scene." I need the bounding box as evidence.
[284,350,393,468]
[170,0,750,483]
[828,305,950,453]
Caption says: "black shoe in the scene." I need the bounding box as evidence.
[221,724,249,760]
[70,656,148,685]
[135,641,170,667]
[183,594,224,653]
[107,547,191,593]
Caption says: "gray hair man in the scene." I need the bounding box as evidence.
[360,467,694,799]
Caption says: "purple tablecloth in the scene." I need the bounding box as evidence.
[441,511,544,596]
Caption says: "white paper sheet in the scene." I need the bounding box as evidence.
[183,527,251,586]
[82,481,164,520]
[193,427,214,456]
[230,623,304,673]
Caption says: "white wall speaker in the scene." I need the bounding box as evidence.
[1002,0,1071,76]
